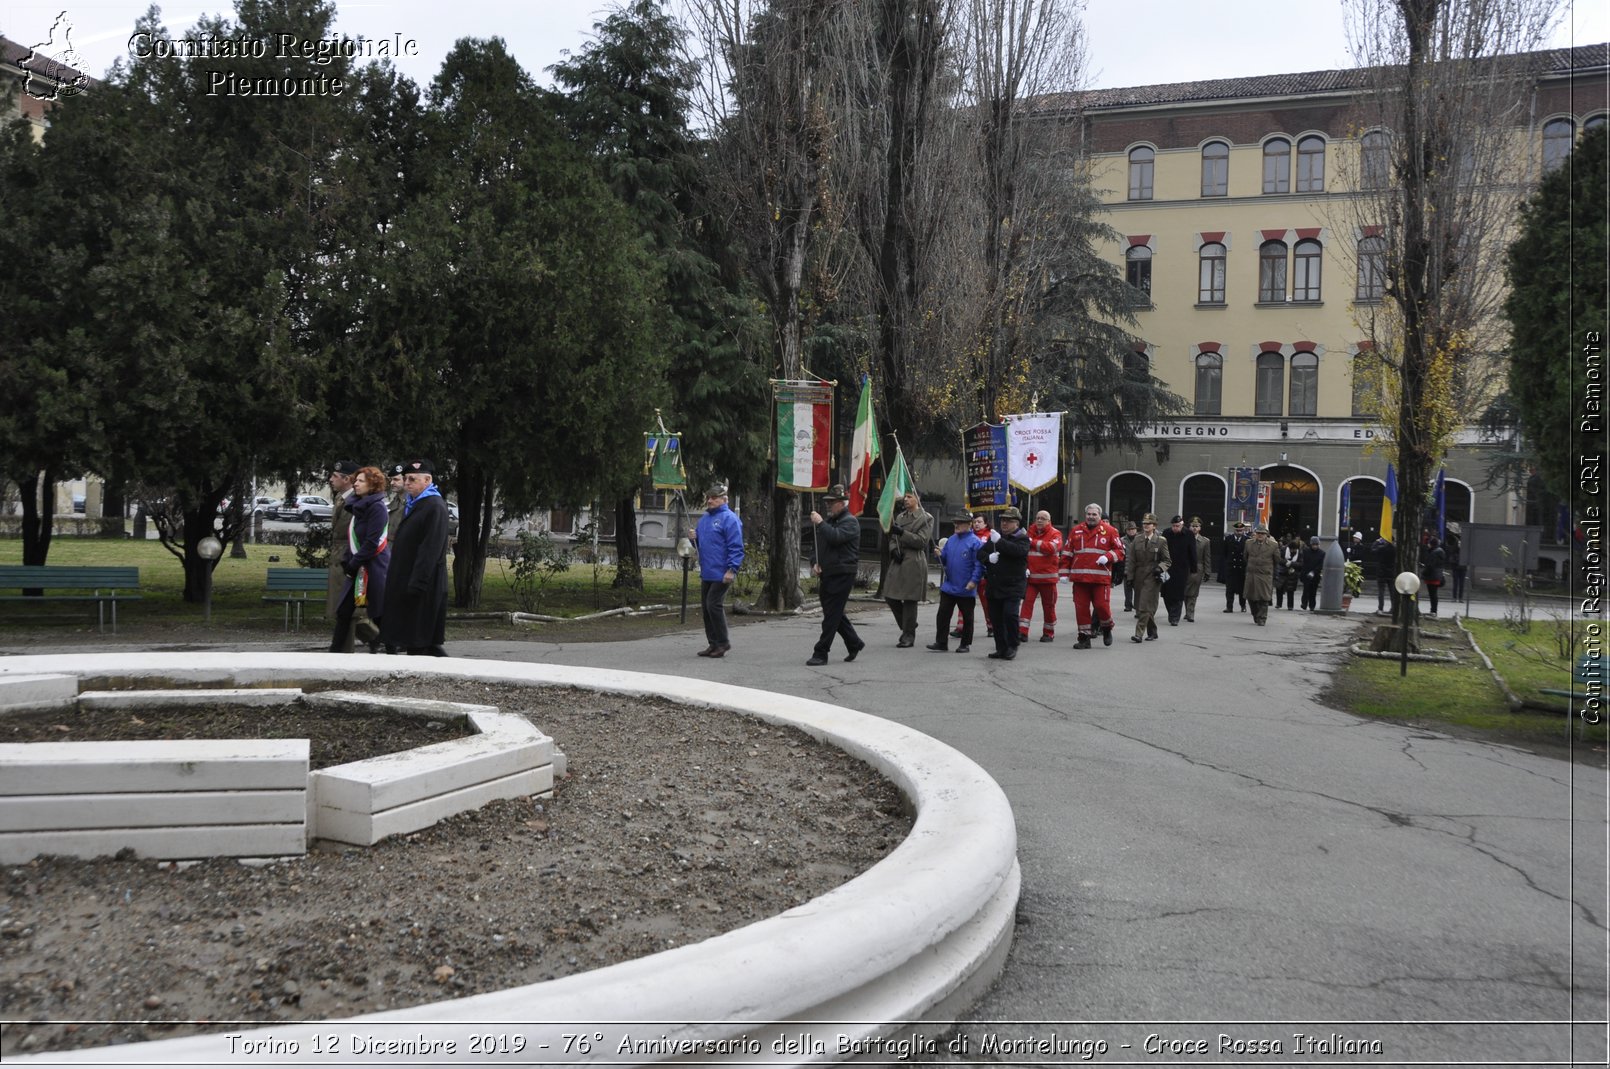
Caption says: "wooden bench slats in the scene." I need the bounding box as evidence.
[263,567,328,631]
[0,566,142,633]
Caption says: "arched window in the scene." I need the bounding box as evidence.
[1360,131,1390,189]
[1195,352,1223,415]
[1125,245,1153,304]
[1296,135,1326,192]
[1289,352,1318,416]
[1543,119,1575,171]
[1201,141,1229,197]
[1352,351,1381,416]
[1263,137,1290,194]
[1356,235,1386,301]
[1587,114,1607,134]
[1259,240,1287,303]
[1292,238,1323,302]
[1255,352,1284,415]
[1198,242,1226,303]
[1128,146,1155,200]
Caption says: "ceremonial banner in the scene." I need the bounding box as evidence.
[1005,413,1062,494]
[848,374,880,516]
[772,380,834,492]
[1257,482,1273,529]
[1339,482,1351,532]
[963,422,1009,511]
[1381,463,1398,541]
[877,446,916,533]
[644,434,686,491]
[1228,466,1259,521]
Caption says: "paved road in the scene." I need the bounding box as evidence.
[447,595,1606,1065]
[8,590,1603,1063]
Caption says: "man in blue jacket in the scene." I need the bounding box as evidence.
[927,514,983,653]
[690,484,744,658]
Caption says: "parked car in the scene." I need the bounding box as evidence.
[289,495,334,523]
[250,495,278,517]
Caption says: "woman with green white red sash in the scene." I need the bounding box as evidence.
[333,465,392,653]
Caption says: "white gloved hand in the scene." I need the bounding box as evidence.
[988,552,1000,564]
[989,530,1001,543]
[1096,554,1109,565]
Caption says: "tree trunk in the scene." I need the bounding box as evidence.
[17,469,55,567]
[179,501,221,603]
[450,465,492,610]
[761,486,804,611]
[100,477,126,538]
[613,495,643,593]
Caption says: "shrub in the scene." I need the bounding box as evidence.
[502,530,574,612]
[1343,560,1364,597]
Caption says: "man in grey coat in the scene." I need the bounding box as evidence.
[879,490,933,648]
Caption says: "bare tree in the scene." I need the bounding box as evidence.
[1342,0,1559,618]
[682,0,846,611]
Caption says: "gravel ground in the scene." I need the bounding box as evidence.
[0,678,913,1056]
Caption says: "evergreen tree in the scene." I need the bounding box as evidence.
[1505,123,1608,502]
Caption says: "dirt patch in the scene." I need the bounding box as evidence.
[0,679,913,1056]
[0,703,473,768]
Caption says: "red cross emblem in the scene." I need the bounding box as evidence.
[1025,451,1040,467]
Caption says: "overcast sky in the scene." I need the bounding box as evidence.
[5,0,1607,93]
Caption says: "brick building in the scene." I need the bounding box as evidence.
[1049,44,1606,552]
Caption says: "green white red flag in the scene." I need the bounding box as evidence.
[773,380,834,492]
[848,374,880,515]
[877,445,916,533]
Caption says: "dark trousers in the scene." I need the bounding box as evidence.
[1451,566,1466,601]
[1277,585,1295,609]
[986,595,1022,657]
[934,592,975,647]
[1301,577,1320,610]
[1426,581,1440,613]
[815,572,862,656]
[1377,577,1393,613]
[700,579,731,647]
[1226,577,1246,610]
[1163,593,1183,624]
[885,598,919,642]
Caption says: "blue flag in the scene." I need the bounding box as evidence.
[1432,468,1446,541]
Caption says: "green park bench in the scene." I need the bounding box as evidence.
[263,567,329,632]
[1539,653,1604,703]
[0,565,142,634]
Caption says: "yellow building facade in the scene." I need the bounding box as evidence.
[1063,45,1606,552]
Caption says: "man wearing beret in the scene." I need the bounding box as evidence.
[1243,523,1279,625]
[326,460,360,653]
[807,485,866,666]
[380,459,451,657]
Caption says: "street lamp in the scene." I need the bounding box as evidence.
[676,536,693,624]
[198,536,224,626]
[1393,569,1421,677]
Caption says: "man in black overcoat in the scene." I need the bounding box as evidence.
[380,458,450,657]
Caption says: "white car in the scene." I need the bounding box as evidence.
[289,495,334,523]
[249,496,278,516]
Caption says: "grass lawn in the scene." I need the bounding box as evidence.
[0,536,702,637]
[1461,616,1585,707]
[1324,616,1607,755]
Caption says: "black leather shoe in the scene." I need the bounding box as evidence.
[926,642,948,651]
[844,643,864,662]
[1074,637,1091,649]
[806,654,829,666]
[1002,650,1016,660]
[955,644,970,653]
[987,651,1004,659]
[1102,627,1113,646]
[1144,633,1158,641]
[697,645,716,657]
[1130,635,1143,643]
[896,637,914,648]
[1039,634,1054,643]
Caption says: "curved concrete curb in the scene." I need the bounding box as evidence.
[2,653,1019,1066]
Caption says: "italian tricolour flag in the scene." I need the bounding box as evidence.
[774,381,834,492]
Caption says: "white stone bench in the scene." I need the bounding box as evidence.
[0,739,309,863]
[309,706,554,846]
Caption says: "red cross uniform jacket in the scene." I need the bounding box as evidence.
[1061,520,1124,587]
[1025,522,1063,584]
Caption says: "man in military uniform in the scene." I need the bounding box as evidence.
[1222,519,1249,613]
[1127,514,1170,642]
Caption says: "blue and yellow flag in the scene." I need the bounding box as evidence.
[1381,464,1398,540]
